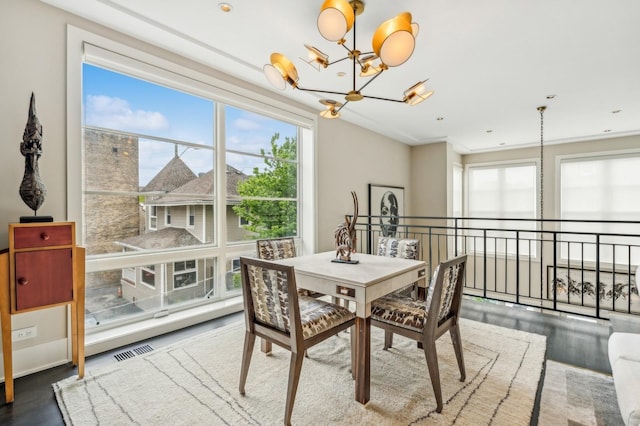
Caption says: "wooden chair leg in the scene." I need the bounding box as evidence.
[423,340,443,413]
[239,331,256,395]
[450,325,466,381]
[284,351,305,426]
[261,338,272,354]
[383,331,394,350]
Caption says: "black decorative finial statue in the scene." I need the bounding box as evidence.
[19,93,52,222]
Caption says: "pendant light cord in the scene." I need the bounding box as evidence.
[538,106,546,221]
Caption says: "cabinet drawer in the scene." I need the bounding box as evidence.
[13,225,73,249]
[14,248,74,310]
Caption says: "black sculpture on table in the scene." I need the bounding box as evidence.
[19,93,51,222]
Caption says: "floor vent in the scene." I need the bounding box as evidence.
[113,344,154,362]
[133,344,154,355]
[113,350,136,362]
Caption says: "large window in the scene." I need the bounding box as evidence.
[560,153,640,265]
[70,32,314,338]
[466,162,537,255]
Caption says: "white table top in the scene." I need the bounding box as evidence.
[275,251,426,288]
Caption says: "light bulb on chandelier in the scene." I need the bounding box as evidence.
[262,0,434,118]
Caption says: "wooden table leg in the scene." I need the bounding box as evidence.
[354,316,370,404]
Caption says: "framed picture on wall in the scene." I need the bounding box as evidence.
[368,184,405,252]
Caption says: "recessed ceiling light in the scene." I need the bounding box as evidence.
[604,129,612,132]
[436,117,444,121]
[546,94,556,99]
[219,3,232,12]
[499,142,506,146]
[612,109,622,114]
[486,130,493,133]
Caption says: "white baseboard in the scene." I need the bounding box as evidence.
[0,338,70,381]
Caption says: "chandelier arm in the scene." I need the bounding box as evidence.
[339,43,353,55]
[327,56,351,66]
[361,95,406,103]
[296,87,350,97]
[335,100,350,114]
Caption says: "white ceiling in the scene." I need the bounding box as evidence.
[43,0,640,153]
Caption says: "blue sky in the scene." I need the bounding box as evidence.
[83,64,297,185]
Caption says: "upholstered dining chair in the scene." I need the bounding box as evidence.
[238,256,355,426]
[370,254,468,413]
[377,236,421,297]
[342,236,421,311]
[256,237,324,354]
[256,237,297,261]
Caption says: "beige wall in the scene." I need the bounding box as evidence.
[0,0,411,375]
[410,142,449,217]
[316,118,411,252]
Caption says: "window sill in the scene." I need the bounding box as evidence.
[84,296,243,356]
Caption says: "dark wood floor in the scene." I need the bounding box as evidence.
[0,298,612,425]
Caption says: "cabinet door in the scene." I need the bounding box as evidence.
[14,248,74,311]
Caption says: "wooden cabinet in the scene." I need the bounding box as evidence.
[0,222,85,403]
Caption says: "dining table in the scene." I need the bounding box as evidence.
[274,251,427,404]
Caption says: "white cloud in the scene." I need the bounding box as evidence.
[233,117,261,131]
[85,95,169,132]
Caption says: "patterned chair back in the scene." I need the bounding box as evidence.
[425,255,467,324]
[377,237,419,260]
[256,237,296,261]
[240,257,299,335]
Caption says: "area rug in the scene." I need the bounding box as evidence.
[538,360,624,426]
[54,319,546,425]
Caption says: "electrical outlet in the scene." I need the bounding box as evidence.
[12,326,37,342]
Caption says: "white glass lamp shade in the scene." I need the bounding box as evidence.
[317,0,354,42]
[411,22,420,38]
[359,54,381,77]
[403,80,434,106]
[320,108,340,119]
[264,53,298,90]
[372,12,416,67]
[305,44,329,68]
[263,63,286,90]
[319,99,342,119]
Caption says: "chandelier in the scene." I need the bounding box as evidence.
[262,0,433,119]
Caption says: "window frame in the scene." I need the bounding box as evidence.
[149,205,157,230]
[66,26,317,344]
[187,205,195,228]
[173,259,198,290]
[140,265,156,288]
[165,206,172,226]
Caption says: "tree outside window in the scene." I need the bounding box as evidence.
[233,133,297,238]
